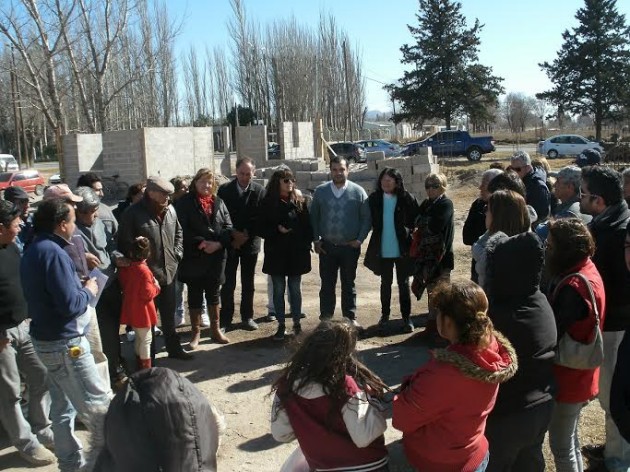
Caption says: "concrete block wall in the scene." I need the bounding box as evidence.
[279,121,315,160]
[236,125,267,166]
[63,133,103,188]
[101,129,145,186]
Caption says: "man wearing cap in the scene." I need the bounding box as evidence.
[0,200,56,466]
[21,198,109,471]
[73,186,127,389]
[3,186,33,252]
[76,173,118,243]
[117,176,192,360]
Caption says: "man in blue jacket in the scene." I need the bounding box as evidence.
[21,198,110,471]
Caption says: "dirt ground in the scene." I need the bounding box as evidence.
[0,155,606,471]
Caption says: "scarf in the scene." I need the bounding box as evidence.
[197,194,214,217]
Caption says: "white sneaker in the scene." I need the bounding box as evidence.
[154,326,163,336]
[125,330,135,342]
[200,312,210,327]
[175,312,185,327]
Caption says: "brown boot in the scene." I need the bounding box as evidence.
[188,308,202,350]
[210,304,229,344]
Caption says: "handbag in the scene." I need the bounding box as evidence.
[553,272,604,370]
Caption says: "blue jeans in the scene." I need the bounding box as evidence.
[0,320,53,455]
[318,243,360,319]
[475,451,490,472]
[32,335,110,472]
[548,401,586,472]
[271,275,302,324]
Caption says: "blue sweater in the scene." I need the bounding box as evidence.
[21,233,93,341]
[310,181,371,244]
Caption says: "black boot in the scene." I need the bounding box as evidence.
[273,323,286,342]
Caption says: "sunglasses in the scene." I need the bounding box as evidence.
[282,178,295,184]
[425,184,440,190]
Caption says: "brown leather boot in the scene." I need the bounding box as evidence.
[210,304,229,344]
[188,308,202,350]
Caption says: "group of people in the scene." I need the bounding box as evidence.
[4,147,630,471]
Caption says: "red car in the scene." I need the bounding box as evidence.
[0,169,46,196]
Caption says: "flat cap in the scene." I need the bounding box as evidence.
[43,184,83,202]
[146,176,174,194]
[3,186,29,202]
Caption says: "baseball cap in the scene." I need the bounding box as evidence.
[3,186,29,202]
[43,184,83,202]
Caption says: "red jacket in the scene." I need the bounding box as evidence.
[551,258,606,403]
[393,333,517,472]
[119,261,160,328]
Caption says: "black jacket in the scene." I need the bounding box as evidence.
[94,367,223,472]
[485,231,557,415]
[217,179,265,255]
[0,243,27,331]
[416,195,455,271]
[523,170,551,223]
[612,331,630,443]
[117,196,183,286]
[462,198,487,246]
[364,190,418,276]
[175,192,233,284]
[258,197,313,276]
[589,201,630,331]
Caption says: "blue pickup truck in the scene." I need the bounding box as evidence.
[401,130,495,161]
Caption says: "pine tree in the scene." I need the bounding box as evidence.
[537,0,630,140]
[387,0,503,129]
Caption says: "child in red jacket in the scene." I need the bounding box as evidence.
[393,280,517,472]
[118,236,160,370]
[270,320,390,472]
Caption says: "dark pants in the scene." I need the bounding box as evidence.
[95,279,124,380]
[220,251,258,326]
[188,277,221,309]
[154,280,183,355]
[485,400,554,472]
[380,258,411,319]
[319,244,360,320]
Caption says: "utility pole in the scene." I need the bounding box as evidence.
[391,96,397,141]
[342,40,353,142]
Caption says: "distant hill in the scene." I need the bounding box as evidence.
[365,109,391,122]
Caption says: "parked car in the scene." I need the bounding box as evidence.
[537,134,603,159]
[0,169,46,196]
[0,154,19,172]
[355,139,401,158]
[48,173,63,185]
[401,130,495,161]
[328,142,366,163]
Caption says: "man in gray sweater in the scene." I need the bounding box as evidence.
[310,156,371,328]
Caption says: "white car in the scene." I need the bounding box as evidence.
[538,134,603,159]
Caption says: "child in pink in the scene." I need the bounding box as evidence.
[118,236,160,370]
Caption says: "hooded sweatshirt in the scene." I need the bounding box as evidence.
[393,332,517,472]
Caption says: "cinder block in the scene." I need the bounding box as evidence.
[412,164,434,174]
[311,172,330,181]
[366,151,385,162]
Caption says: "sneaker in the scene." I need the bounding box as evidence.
[19,445,56,466]
[154,326,163,336]
[200,312,210,327]
[582,444,605,463]
[243,318,259,331]
[347,318,363,330]
[175,312,185,327]
[402,317,415,334]
[125,330,136,342]
[265,313,277,322]
[293,322,302,335]
[273,325,286,341]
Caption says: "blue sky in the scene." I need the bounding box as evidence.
[169,0,630,112]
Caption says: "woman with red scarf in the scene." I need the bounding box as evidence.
[175,168,232,348]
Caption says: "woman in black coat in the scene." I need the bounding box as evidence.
[364,167,418,332]
[175,168,232,348]
[258,168,313,341]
